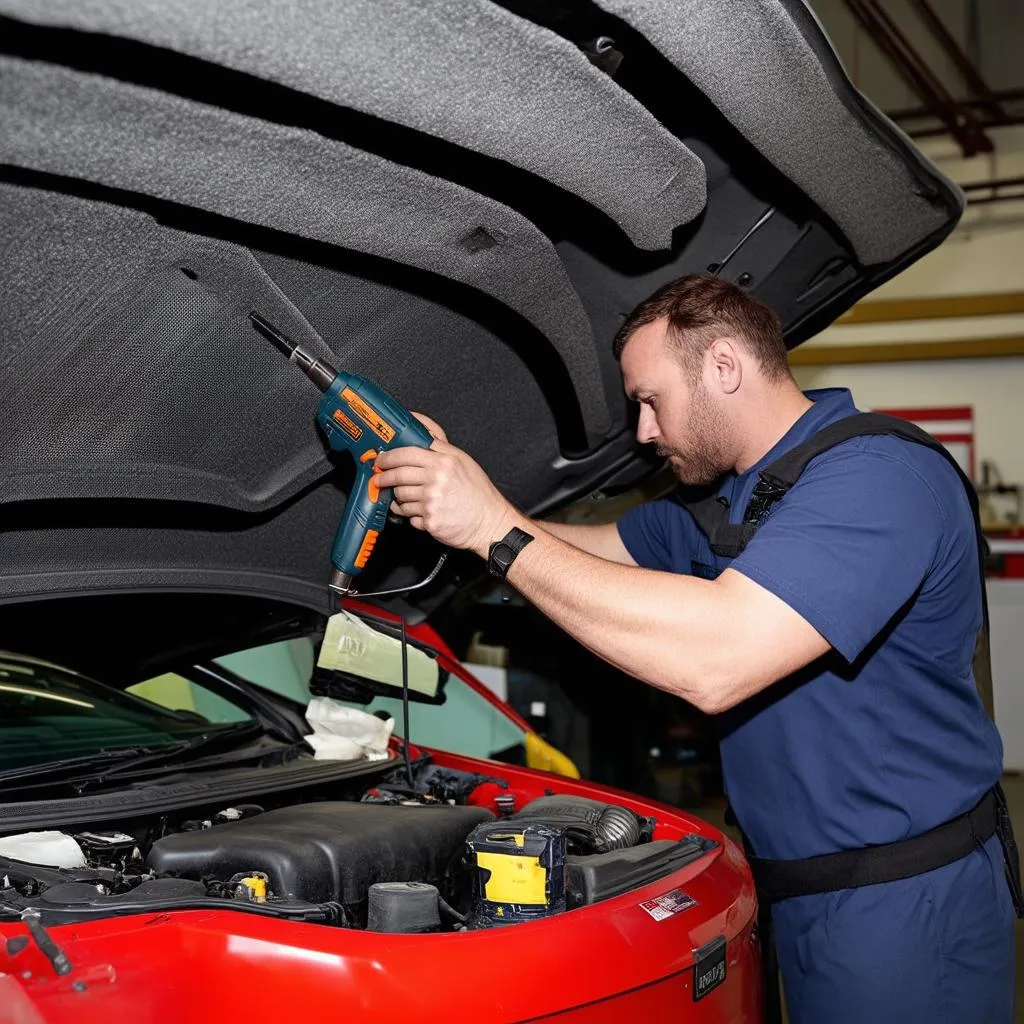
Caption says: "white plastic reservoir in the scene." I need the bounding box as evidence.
[0,831,86,868]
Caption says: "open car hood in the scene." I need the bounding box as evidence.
[0,0,962,620]
[0,590,456,688]
[0,594,326,686]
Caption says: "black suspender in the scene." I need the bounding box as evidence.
[684,412,980,559]
[681,412,994,718]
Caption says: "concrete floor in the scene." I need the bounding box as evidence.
[686,773,1023,1020]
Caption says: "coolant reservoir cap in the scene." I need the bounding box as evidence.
[367,881,441,933]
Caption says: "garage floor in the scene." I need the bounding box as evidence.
[686,772,1024,1020]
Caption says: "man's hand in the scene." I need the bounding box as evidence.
[406,412,448,444]
[375,416,517,557]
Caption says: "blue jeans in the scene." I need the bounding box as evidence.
[772,835,1016,1024]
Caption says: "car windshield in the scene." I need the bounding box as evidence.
[216,632,530,764]
[0,656,242,772]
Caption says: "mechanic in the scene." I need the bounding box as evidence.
[374,274,1019,1024]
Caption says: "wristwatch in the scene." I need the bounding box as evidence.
[487,527,534,578]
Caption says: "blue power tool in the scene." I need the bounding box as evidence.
[251,313,434,596]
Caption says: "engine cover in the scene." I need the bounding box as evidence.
[147,802,491,909]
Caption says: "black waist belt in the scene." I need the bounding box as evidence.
[748,787,1021,910]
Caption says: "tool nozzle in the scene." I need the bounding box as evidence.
[329,568,356,596]
[250,312,337,392]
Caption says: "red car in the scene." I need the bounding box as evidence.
[0,0,959,1019]
[0,598,761,1022]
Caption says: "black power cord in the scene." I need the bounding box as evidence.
[351,551,449,600]
[400,616,414,790]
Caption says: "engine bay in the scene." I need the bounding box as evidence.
[0,762,716,934]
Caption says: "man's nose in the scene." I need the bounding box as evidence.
[636,406,659,445]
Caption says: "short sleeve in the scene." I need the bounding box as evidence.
[617,498,700,572]
[730,445,948,663]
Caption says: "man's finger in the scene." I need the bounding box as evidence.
[425,436,459,455]
[411,411,448,443]
[393,485,421,503]
[375,446,437,471]
[374,465,429,490]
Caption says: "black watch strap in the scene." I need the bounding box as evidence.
[487,527,534,578]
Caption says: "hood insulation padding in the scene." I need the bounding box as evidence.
[0,182,571,513]
[0,0,964,616]
[0,56,611,439]
[0,0,707,251]
[592,0,952,264]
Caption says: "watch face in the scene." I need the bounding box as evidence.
[488,541,514,577]
[490,529,531,577]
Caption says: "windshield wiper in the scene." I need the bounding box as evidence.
[0,723,267,790]
[0,746,172,786]
[87,722,269,782]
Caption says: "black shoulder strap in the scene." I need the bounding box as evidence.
[684,494,760,559]
[681,412,993,715]
[685,413,979,554]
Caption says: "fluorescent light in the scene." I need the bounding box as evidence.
[0,684,94,709]
[0,663,34,676]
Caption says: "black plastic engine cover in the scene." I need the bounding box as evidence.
[147,802,492,907]
[566,838,715,906]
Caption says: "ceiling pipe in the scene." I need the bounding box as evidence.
[909,0,1006,117]
[842,0,993,156]
[960,176,1024,205]
[888,88,1024,121]
[907,114,1024,140]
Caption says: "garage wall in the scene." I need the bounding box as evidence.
[794,122,1024,488]
[795,358,1024,483]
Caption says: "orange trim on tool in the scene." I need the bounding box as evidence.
[368,464,383,503]
[341,387,397,443]
[354,529,379,569]
[331,409,362,441]
[360,449,378,463]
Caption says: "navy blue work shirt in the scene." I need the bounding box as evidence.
[618,388,1003,861]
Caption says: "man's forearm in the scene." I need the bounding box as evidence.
[494,512,733,710]
[485,510,828,713]
[530,519,578,543]
[526,518,636,565]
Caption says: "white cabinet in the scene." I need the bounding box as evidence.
[989,579,1024,771]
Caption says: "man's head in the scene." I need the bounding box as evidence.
[614,275,792,485]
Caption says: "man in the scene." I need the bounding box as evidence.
[375,275,1017,1023]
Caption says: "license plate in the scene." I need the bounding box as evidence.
[693,935,727,1002]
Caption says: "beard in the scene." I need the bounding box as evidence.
[656,384,733,486]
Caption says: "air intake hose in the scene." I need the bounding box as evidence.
[511,795,651,854]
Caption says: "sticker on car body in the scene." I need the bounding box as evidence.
[638,887,697,921]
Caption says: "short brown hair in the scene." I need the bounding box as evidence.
[612,275,790,381]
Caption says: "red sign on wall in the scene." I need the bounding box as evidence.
[872,405,975,479]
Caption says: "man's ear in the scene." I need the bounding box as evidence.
[709,336,742,395]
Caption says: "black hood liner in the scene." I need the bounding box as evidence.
[0,594,324,686]
[0,0,961,620]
